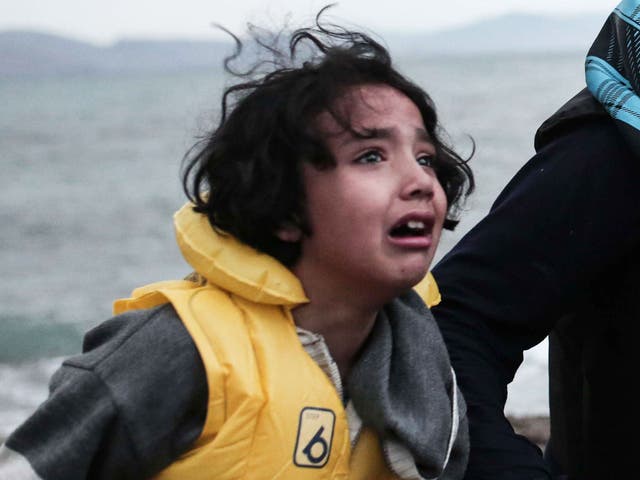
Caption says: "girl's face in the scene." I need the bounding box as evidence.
[288,84,447,302]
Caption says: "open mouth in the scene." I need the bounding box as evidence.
[390,220,428,238]
[388,215,435,249]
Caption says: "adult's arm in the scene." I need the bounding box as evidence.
[431,117,640,479]
[0,305,207,480]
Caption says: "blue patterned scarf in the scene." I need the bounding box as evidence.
[586,0,640,151]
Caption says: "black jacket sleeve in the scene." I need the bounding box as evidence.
[3,304,207,480]
[431,118,640,479]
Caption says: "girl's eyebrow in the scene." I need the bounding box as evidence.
[340,127,393,144]
[415,127,433,143]
[340,126,433,145]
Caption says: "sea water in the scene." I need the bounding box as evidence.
[0,50,588,438]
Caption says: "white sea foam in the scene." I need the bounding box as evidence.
[0,358,64,439]
[506,339,549,416]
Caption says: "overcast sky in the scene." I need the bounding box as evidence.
[0,0,618,44]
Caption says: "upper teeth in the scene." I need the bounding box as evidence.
[407,220,425,229]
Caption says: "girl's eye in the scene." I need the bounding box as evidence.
[355,151,383,164]
[417,154,435,168]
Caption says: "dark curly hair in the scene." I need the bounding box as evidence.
[182,6,474,267]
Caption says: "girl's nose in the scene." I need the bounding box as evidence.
[399,157,436,200]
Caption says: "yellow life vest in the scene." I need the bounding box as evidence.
[114,203,441,479]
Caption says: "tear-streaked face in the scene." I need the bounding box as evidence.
[293,84,447,301]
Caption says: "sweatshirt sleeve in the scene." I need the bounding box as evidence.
[1,365,136,480]
[431,118,640,479]
[1,304,207,480]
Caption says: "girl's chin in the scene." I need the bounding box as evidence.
[391,266,432,292]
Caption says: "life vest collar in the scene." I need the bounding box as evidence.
[174,203,309,306]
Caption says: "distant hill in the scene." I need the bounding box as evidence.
[0,12,609,76]
[1,31,104,76]
[0,31,233,76]
[385,12,606,56]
